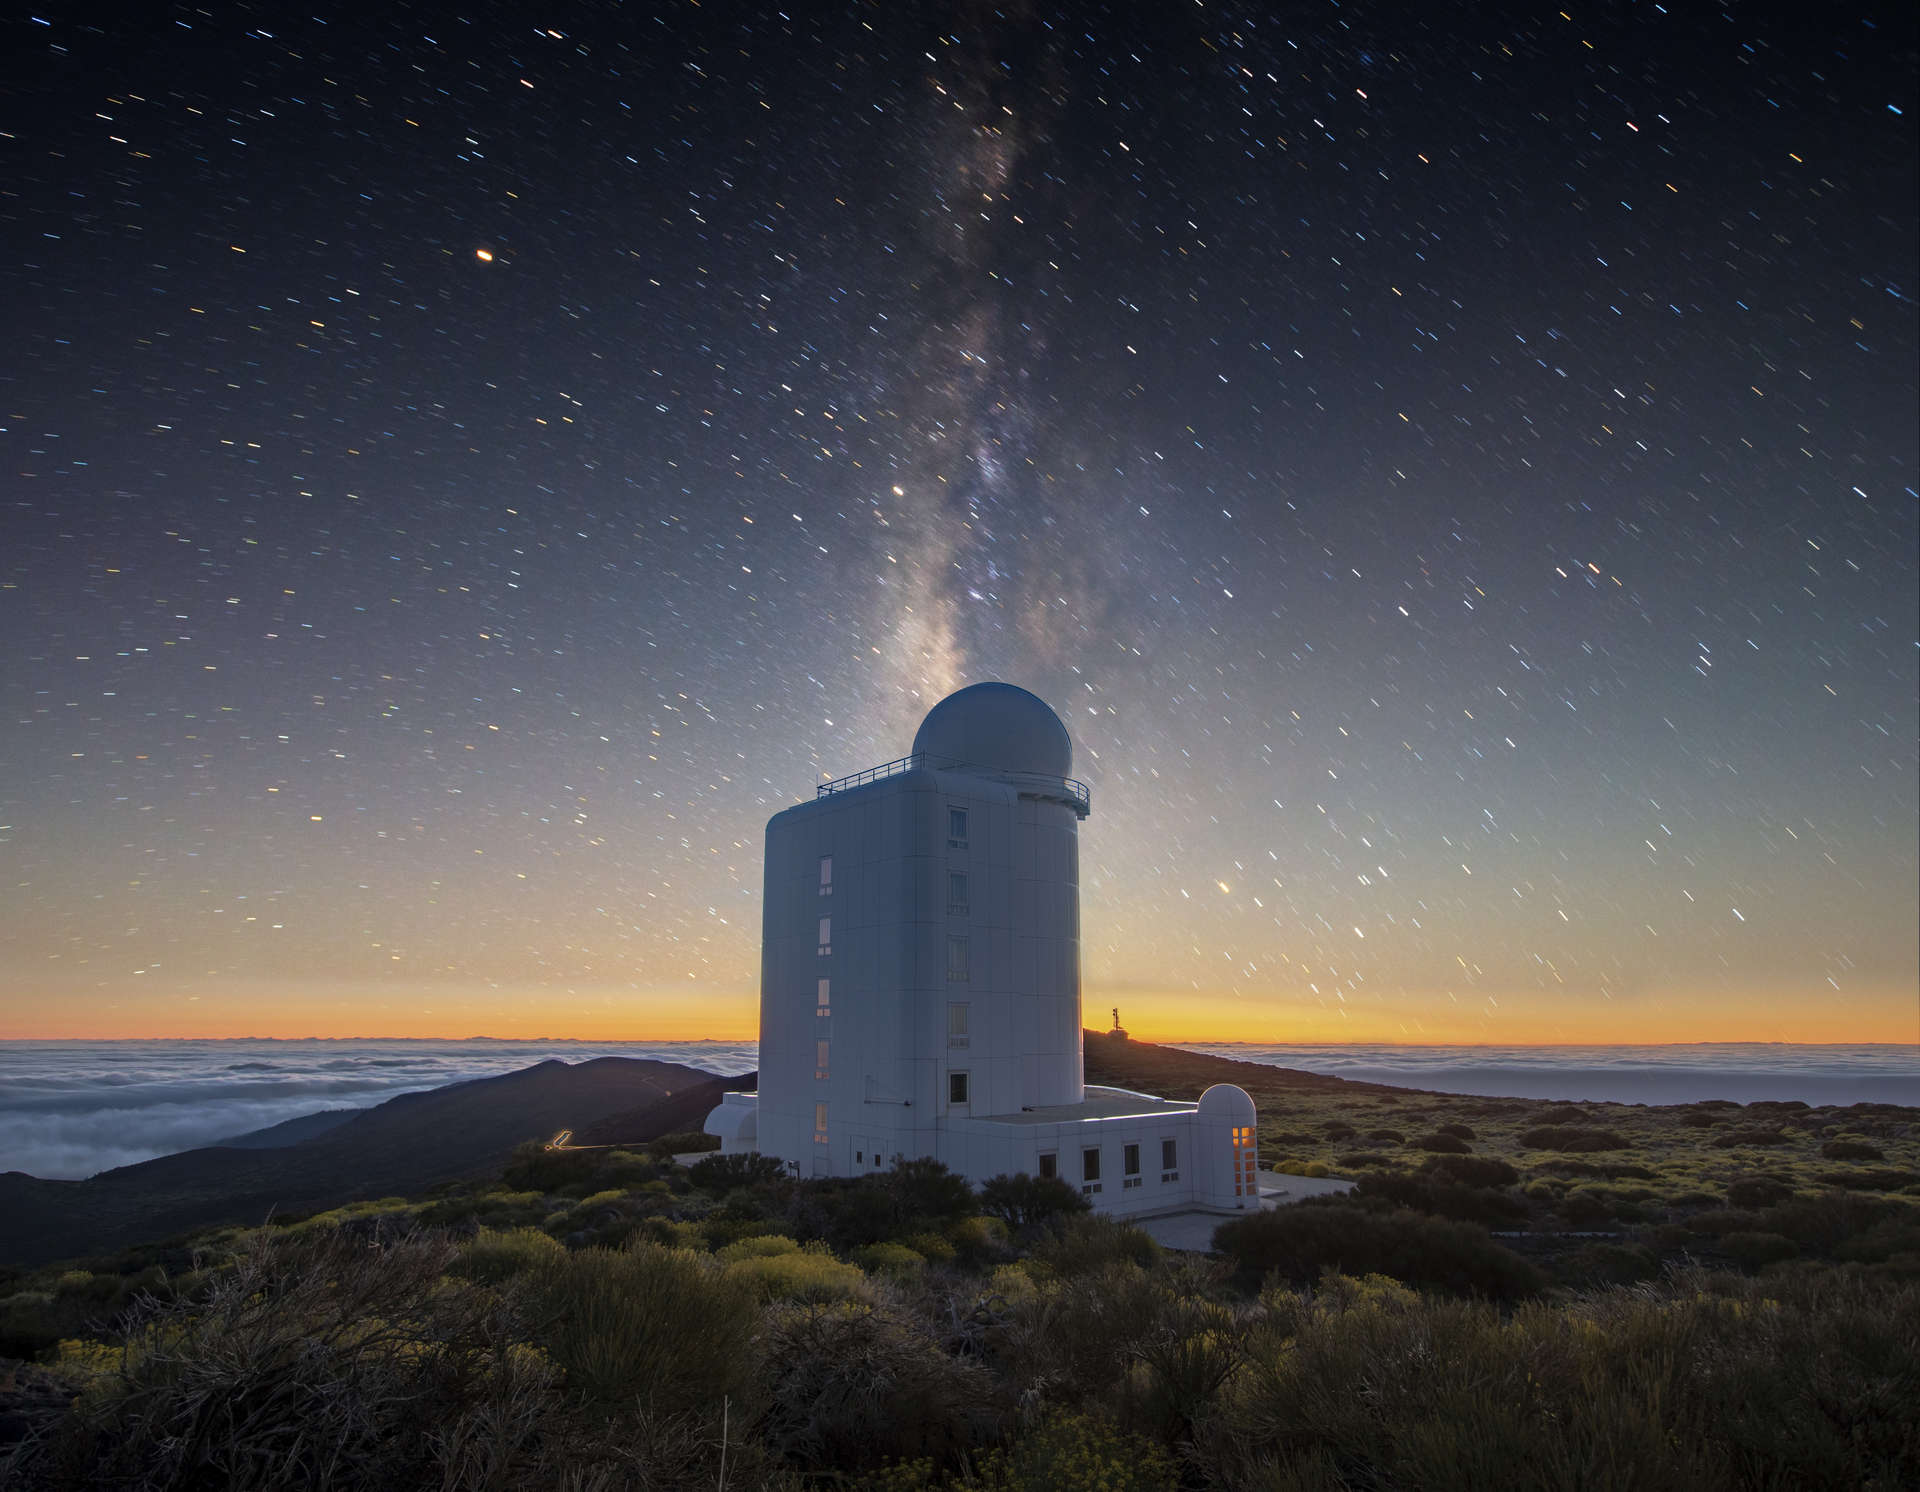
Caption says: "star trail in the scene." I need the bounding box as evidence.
[3,1,1914,1043]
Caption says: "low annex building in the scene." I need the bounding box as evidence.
[705,682,1258,1217]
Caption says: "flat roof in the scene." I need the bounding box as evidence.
[965,1084,1200,1126]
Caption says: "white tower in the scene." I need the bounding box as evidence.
[708,681,1257,1217]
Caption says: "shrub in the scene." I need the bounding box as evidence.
[1437,1122,1477,1141]
[1364,1128,1405,1143]
[646,1129,720,1159]
[689,1151,788,1190]
[1519,1126,1630,1152]
[1333,1152,1396,1169]
[1213,1204,1543,1300]
[715,1233,801,1262]
[853,1242,928,1277]
[1029,1214,1162,1278]
[978,1173,1091,1232]
[537,1243,758,1412]
[970,1410,1178,1491]
[1420,1155,1518,1188]
[1820,1168,1920,1191]
[1710,1128,1791,1149]
[1721,1231,1800,1269]
[1557,1190,1616,1227]
[885,1157,977,1225]
[1321,1122,1357,1140]
[1725,1177,1794,1209]
[1822,1138,1887,1162]
[1680,1110,1719,1127]
[453,1226,565,1285]
[1560,1242,1661,1286]
[758,1300,996,1473]
[1412,1133,1471,1154]
[724,1248,868,1303]
[1353,1172,1526,1227]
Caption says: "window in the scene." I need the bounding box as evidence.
[816,978,830,1017]
[1038,1152,1057,1180]
[949,1071,969,1105]
[813,1103,829,1143]
[1124,1143,1140,1176]
[1162,1137,1180,1182]
[947,1002,970,1048]
[1234,1124,1258,1198]
[1082,1148,1101,1182]
[946,934,969,983]
[817,916,831,956]
[818,855,833,895]
[947,806,968,848]
[815,1040,830,1080]
[947,870,970,916]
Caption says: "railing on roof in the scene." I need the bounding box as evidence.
[817,752,1090,817]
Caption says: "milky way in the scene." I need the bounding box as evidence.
[3,2,1914,1042]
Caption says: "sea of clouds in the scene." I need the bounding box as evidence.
[1174,1042,1920,1108]
[0,1039,758,1180]
[1,1039,1911,1180]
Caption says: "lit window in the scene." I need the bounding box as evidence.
[947,806,968,848]
[816,978,830,1017]
[1234,1123,1257,1198]
[1124,1143,1140,1176]
[949,1071,969,1105]
[817,916,831,956]
[947,1002,969,1048]
[1082,1147,1101,1183]
[947,870,969,916]
[946,934,969,983]
[819,854,833,895]
[816,1040,830,1080]
[1038,1152,1057,1180]
[814,1103,829,1142]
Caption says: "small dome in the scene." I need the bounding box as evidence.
[1197,1084,1257,1123]
[912,682,1073,778]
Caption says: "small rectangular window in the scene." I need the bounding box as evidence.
[816,978,830,1017]
[1082,1147,1101,1183]
[1162,1138,1178,1171]
[947,806,969,848]
[947,870,970,916]
[815,1040,830,1080]
[947,1002,970,1048]
[817,916,831,956]
[814,1102,829,1142]
[1124,1143,1140,1177]
[1038,1152,1057,1180]
[819,854,833,895]
[946,934,969,983]
[949,1071,969,1105]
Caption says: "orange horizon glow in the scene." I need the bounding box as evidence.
[4,974,1913,1046]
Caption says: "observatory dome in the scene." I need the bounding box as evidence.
[912,682,1073,779]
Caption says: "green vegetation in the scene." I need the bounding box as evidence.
[2,1053,1915,1488]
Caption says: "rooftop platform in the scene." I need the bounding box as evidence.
[966,1084,1199,1126]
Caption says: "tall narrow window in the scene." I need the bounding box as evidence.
[1161,1137,1179,1181]
[818,855,833,896]
[1082,1148,1101,1182]
[816,978,831,1017]
[947,1002,970,1048]
[946,935,969,983]
[813,1103,829,1143]
[1038,1152,1057,1180]
[947,806,969,849]
[815,1040,830,1080]
[1233,1124,1257,1198]
[1124,1143,1140,1176]
[817,916,831,956]
[947,870,970,916]
[948,1071,969,1105]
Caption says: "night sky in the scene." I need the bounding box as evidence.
[4,1,1914,1044]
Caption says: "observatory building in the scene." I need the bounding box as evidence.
[705,682,1259,1217]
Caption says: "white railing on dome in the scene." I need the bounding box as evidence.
[816,753,1090,816]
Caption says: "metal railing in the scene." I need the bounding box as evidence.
[816,752,1090,816]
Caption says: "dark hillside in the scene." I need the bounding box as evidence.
[0,1057,722,1269]
[1082,1031,1402,1100]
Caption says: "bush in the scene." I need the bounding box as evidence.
[1412,1132,1471,1154]
[1213,1204,1542,1300]
[1353,1172,1526,1226]
[978,1173,1091,1232]
[537,1243,757,1412]
[1519,1126,1631,1152]
[1029,1214,1162,1279]
[1420,1155,1518,1189]
[689,1151,788,1191]
[758,1300,996,1473]
[646,1129,720,1159]
[884,1157,977,1226]
[724,1247,868,1303]
[1710,1128,1791,1149]
[1721,1231,1800,1269]
[1560,1242,1661,1286]
[1437,1122,1477,1141]
[1822,1138,1887,1162]
[1820,1168,1920,1191]
[971,1410,1178,1491]
[453,1226,565,1285]
[1725,1177,1794,1209]
[853,1242,928,1277]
